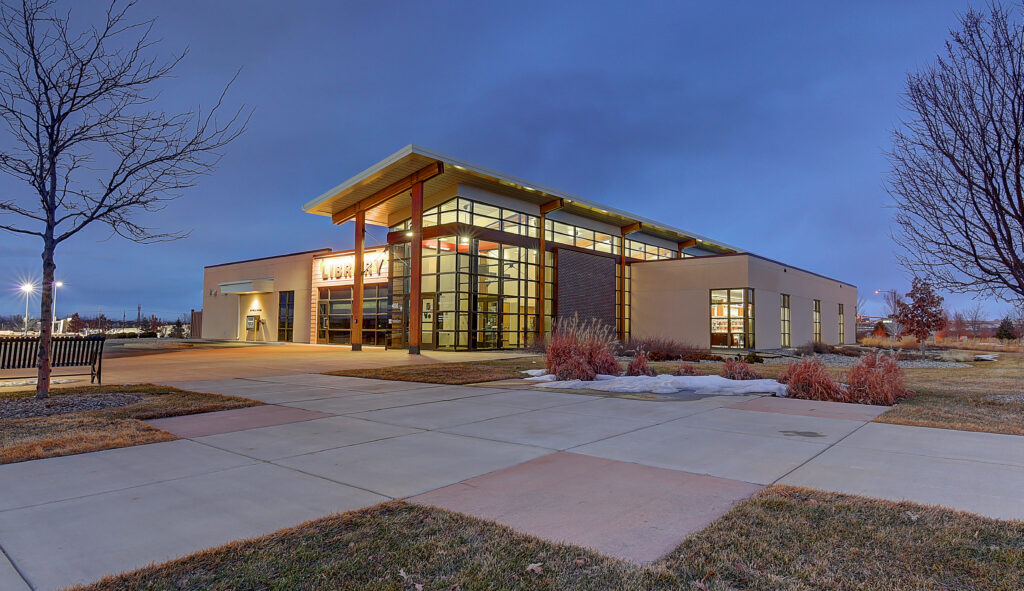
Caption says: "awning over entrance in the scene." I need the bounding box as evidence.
[219,278,274,294]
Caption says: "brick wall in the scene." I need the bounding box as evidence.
[555,248,616,329]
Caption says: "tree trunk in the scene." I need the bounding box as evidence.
[35,240,55,399]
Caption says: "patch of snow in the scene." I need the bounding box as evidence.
[521,369,548,377]
[974,353,999,362]
[538,373,787,396]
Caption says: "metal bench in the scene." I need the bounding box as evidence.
[0,336,105,384]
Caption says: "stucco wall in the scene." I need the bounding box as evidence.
[630,254,857,349]
[201,250,328,342]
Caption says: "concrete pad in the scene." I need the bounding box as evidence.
[223,386,347,405]
[410,452,762,563]
[275,431,551,498]
[0,463,386,591]
[195,416,421,460]
[670,407,865,444]
[0,440,254,511]
[573,421,829,484]
[0,547,30,591]
[245,374,387,389]
[468,390,596,410]
[351,399,529,430]
[779,445,1024,521]
[161,378,283,396]
[554,396,731,423]
[442,409,652,450]
[726,396,890,421]
[146,405,333,438]
[837,422,1024,467]
[279,392,435,415]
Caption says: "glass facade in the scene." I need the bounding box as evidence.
[780,293,791,347]
[388,235,539,350]
[277,291,295,342]
[710,288,754,348]
[813,299,822,342]
[317,284,390,346]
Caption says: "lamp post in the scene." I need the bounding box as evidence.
[52,281,63,334]
[19,282,35,335]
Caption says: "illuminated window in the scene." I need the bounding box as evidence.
[780,294,791,347]
[813,299,822,342]
[838,303,845,344]
[711,288,754,348]
[277,291,294,342]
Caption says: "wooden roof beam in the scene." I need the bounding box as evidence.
[332,161,444,225]
[621,221,642,235]
[540,198,565,215]
[678,238,697,250]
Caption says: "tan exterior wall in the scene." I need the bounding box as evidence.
[631,254,857,349]
[201,250,328,342]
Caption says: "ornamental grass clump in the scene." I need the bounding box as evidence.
[720,359,763,380]
[674,362,699,376]
[625,350,656,377]
[778,357,845,401]
[846,352,912,405]
[545,314,619,381]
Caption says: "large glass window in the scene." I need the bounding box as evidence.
[546,219,620,254]
[317,285,390,346]
[780,294,791,347]
[277,291,295,342]
[711,288,754,348]
[813,299,822,342]
[838,303,845,344]
[625,239,675,260]
[418,197,539,237]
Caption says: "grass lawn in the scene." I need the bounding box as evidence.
[75,485,1024,591]
[327,356,544,384]
[0,385,261,464]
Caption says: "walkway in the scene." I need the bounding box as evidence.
[1,374,1021,590]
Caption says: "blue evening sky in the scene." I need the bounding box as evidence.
[0,0,1007,320]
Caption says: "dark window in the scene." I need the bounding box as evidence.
[277,291,295,342]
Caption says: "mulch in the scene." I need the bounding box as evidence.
[0,393,144,420]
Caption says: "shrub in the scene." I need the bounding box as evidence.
[744,351,765,364]
[798,341,831,356]
[625,350,656,377]
[545,314,617,381]
[680,352,724,363]
[720,359,763,380]
[779,358,845,401]
[620,337,703,362]
[674,362,699,376]
[846,352,912,405]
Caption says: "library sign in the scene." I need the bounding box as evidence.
[312,248,389,288]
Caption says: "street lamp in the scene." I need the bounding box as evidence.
[52,281,64,334]
[19,282,35,335]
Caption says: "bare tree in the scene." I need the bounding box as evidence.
[888,4,1024,310]
[0,1,247,398]
[964,302,987,338]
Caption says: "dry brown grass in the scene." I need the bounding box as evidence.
[74,486,1024,591]
[327,356,543,384]
[0,385,261,464]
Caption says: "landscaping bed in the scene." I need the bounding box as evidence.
[73,486,1024,591]
[0,385,261,464]
[326,356,542,384]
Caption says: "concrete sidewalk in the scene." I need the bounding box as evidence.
[1,375,1022,590]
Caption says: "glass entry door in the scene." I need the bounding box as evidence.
[420,295,436,350]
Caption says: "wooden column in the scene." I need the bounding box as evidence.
[677,238,696,258]
[351,210,365,351]
[408,181,424,354]
[619,222,642,341]
[536,199,564,342]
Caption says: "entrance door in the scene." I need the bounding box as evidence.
[420,295,436,350]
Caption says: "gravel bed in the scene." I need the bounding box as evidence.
[0,393,144,420]
[985,394,1024,405]
[759,353,970,369]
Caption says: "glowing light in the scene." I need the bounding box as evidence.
[19,283,35,293]
[405,231,413,237]
[55,281,63,288]
[460,237,469,243]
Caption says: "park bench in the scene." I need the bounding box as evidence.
[0,335,105,384]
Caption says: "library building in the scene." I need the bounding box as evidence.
[201,145,857,353]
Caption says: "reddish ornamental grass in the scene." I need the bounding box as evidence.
[545,315,619,381]
[674,362,699,376]
[846,352,913,405]
[779,358,845,401]
[625,350,656,376]
[720,359,763,380]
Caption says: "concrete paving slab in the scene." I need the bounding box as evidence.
[0,463,386,591]
[225,386,348,405]
[837,422,1024,467]
[195,416,421,460]
[779,444,1024,521]
[279,392,436,414]
[467,390,596,410]
[245,374,390,389]
[0,440,254,512]
[669,407,865,444]
[410,452,763,563]
[0,547,30,591]
[146,405,333,438]
[351,399,530,429]
[161,378,284,395]
[442,409,652,450]
[553,396,731,423]
[573,421,829,484]
[726,396,890,421]
[275,431,551,498]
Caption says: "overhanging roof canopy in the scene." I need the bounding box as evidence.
[219,278,275,294]
[303,144,740,253]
